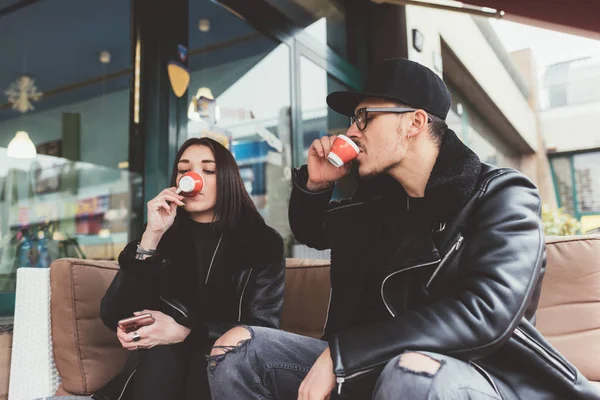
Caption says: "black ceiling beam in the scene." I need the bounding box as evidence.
[212,0,302,44]
[0,0,44,19]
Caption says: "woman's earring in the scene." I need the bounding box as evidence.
[407,135,413,142]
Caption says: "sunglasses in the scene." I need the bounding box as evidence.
[350,107,432,131]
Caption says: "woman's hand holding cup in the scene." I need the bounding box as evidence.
[140,188,186,250]
[306,135,359,192]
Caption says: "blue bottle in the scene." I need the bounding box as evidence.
[17,230,33,268]
[36,228,51,268]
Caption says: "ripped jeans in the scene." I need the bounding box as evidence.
[207,326,327,399]
[207,326,504,400]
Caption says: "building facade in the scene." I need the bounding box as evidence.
[404,5,555,203]
[541,56,600,233]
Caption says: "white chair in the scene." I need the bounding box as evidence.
[8,268,60,400]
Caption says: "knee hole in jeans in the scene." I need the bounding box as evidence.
[210,326,253,357]
[396,351,445,378]
[207,326,253,372]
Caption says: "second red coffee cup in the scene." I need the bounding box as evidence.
[176,171,204,196]
[327,134,360,168]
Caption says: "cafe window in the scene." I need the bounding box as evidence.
[0,0,137,316]
[187,0,293,254]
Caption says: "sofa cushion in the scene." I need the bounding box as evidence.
[537,235,600,382]
[0,328,12,400]
[281,258,330,339]
[50,259,128,395]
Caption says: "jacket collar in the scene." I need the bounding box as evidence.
[347,129,482,275]
[424,128,482,220]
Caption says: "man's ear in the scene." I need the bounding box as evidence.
[413,109,429,131]
[407,109,429,138]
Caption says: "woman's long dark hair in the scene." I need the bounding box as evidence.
[170,137,261,232]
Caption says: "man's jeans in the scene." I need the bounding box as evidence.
[207,326,504,400]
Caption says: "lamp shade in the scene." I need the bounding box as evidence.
[7,131,37,159]
[188,87,216,122]
[195,87,214,100]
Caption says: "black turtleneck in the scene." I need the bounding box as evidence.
[165,218,222,313]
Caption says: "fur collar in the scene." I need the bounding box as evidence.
[353,128,481,221]
[424,128,481,220]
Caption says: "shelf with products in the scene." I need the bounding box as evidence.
[75,232,128,246]
[1,190,132,274]
[2,150,140,232]
[5,189,132,231]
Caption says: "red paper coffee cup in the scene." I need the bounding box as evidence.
[176,171,204,196]
[327,135,360,168]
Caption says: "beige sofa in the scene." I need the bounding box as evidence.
[7,235,600,397]
[0,327,11,400]
[536,236,600,391]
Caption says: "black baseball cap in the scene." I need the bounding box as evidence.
[327,58,451,120]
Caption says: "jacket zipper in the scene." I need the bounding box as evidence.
[513,327,576,382]
[337,256,441,391]
[159,296,188,318]
[116,369,137,400]
[338,256,441,390]
[205,233,223,285]
[469,361,501,397]
[323,288,333,336]
[238,269,253,321]
[425,235,464,288]
[381,259,441,316]
[336,366,379,394]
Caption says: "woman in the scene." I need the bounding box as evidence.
[96,138,285,400]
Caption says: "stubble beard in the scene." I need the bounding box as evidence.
[357,153,394,179]
[358,124,406,179]
[358,145,404,179]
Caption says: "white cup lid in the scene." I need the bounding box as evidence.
[179,175,196,192]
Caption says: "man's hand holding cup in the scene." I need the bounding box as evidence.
[306,134,360,192]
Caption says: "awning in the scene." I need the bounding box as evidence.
[373,0,600,39]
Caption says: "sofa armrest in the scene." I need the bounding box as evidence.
[538,235,600,382]
[8,268,60,400]
[50,258,127,395]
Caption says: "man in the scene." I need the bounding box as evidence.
[207,58,600,399]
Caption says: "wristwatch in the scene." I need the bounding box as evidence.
[135,244,156,260]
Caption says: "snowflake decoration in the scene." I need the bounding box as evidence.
[5,75,43,113]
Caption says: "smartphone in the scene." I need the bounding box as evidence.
[118,313,155,333]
